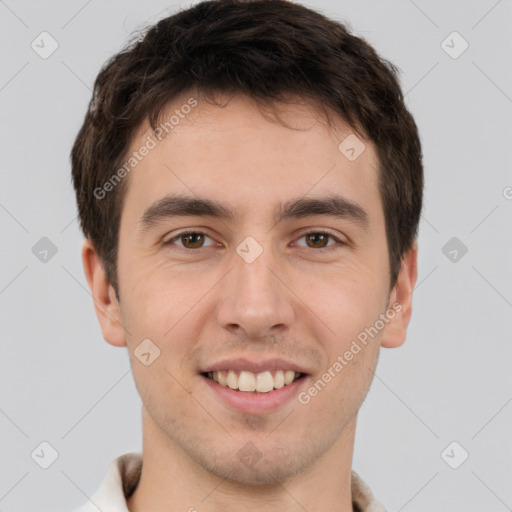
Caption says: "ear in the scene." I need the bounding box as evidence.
[81,239,127,347]
[380,241,418,348]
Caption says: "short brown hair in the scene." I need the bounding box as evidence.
[71,0,423,297]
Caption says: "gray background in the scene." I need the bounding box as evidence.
[1,0,511,511]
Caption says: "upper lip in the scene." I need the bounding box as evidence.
[201,357,310,375]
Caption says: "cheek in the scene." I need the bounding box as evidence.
[121,260,211,333]
[293,262,386,337]
[293,266,386,402]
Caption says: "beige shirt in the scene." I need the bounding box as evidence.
[73,452,387,512]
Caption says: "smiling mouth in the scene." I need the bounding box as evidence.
[202,370,305,393]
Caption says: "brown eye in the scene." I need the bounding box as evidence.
[181,232,205,249]
[305,233,330,248]
[296,231,342,250]
[165,231,215,250]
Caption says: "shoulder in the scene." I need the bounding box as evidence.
[351,470,388,512]
[70,452,143,512]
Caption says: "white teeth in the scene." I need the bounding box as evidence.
[238,371,256,392]
[273,370,285,389]
[256,371,274,392]
[284,370,295,385]
[227,370,238,390]
[208,369,301,392]
[217,370,228,386]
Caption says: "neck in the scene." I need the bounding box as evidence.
[127,408,356,512]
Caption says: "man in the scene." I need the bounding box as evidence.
[71,0,422,510]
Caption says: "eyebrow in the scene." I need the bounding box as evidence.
[137,193,369,232]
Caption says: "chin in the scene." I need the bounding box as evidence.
[206,455,307,486]
[185,437,322,487]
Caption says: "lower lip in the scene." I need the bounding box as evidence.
[201,374,308,414]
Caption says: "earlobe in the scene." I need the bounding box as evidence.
[381,241,419,349]
[81,239,127,347]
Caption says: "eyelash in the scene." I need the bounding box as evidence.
[163,230,345,253]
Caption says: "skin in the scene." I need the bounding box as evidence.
[82,92,418,512]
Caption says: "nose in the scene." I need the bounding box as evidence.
[216,245,296,340]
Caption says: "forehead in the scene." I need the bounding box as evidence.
[121,93,382,227]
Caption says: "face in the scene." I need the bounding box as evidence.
[85,92,416,485]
